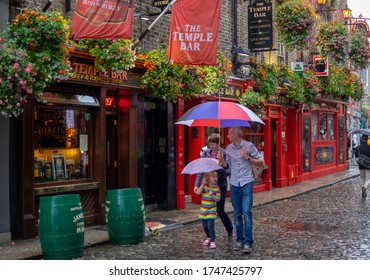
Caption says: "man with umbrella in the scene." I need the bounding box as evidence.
[194,133,234,238]
[218,126,264,253]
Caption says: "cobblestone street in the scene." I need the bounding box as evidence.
[80,178,370,260]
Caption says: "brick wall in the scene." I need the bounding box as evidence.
[9,0,349,68]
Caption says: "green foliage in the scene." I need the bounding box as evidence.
[301,70,321,106]
[77,39,136,72]
[238,86,266,116]
[139,48,231,102]
[319,63,364,101]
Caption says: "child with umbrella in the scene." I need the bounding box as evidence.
[194,171,220,249]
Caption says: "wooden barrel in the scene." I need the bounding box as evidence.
[38,194,85,260]
[106,188,145,245]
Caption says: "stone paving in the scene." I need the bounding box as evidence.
[80,177,370,260]
[0,166,362,260]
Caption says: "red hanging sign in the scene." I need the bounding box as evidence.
[71,0,134,40]
[168,0,221,66]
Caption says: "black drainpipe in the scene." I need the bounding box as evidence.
[232,0,238,75]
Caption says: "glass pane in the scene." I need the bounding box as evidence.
[34,108,91,183]
[312,112,318,141]
[319,113,327,140]
[328,114,335,140]
[38,92,99,106]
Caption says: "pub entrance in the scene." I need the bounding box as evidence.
[106,114,118,190]
[144,98,168,209]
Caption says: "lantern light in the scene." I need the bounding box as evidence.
[342,4,352,19]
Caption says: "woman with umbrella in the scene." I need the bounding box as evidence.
[194,133,234,238]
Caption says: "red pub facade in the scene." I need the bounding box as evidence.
[175,78,348,209]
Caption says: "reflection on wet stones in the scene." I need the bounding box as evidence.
[82,178,370,260]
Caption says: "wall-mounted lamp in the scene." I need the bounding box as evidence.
[342,4,352,20]
[134,7,151,21]
[232,46,251,57]
[139,14,150,21]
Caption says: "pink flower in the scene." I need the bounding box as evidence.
[16,103,21,107]
[13,63,19,70]
[0,100,2,105]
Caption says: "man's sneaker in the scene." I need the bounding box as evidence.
[233,242,243,251]
[210,242,217,249]
[203,238,211,246]
[242,244,252,254]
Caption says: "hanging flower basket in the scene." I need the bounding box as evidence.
[10,9,71,94]
[349,31,370,69]
[275,0,316,50]
[77,39,136,72]
[139,47,231,102]
[0,37,33,117]
[316,21,349,64]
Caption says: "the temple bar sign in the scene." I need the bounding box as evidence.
[68,56,142,88]
[153,0,170,9]
[248,0,273,51]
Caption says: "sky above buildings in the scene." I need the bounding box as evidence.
[347,0,370,19]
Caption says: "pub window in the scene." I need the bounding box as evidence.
[244,125,265,156]
[34,107,92,183]
[312,112,319,141]
[277,38,285,65]
[312,111,335,141]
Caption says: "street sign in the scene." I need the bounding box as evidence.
[153,0,171,9]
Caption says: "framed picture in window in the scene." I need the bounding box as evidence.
[52,155,66,180]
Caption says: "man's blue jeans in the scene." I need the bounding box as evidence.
[230,182,254,246]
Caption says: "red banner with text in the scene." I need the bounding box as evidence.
[168,0,221,65]
[71,0,134,40]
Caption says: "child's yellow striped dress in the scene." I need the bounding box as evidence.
[199,185,220,220]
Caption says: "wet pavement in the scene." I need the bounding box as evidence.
[0,166,365,260]
[80,177,370,260]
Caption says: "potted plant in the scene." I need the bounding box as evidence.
[275,0,316,50]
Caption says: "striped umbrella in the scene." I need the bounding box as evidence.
[175,101,264,128]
